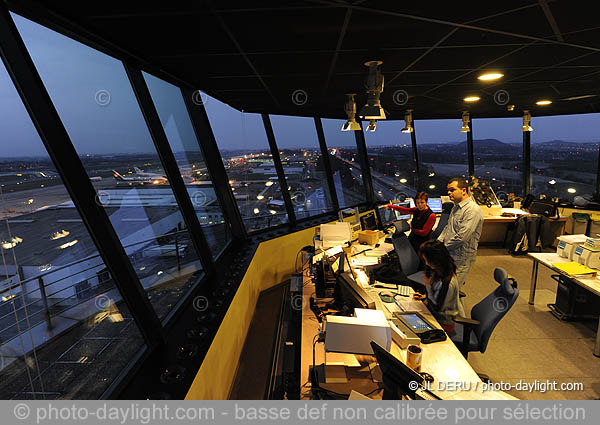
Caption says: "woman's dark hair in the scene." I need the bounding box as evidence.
[418,240,456,284]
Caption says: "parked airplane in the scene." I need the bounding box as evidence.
[112,169,168,185]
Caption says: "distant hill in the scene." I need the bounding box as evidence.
[456,138,516,149]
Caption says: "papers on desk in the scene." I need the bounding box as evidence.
[551,261,597,277]
[352,257,379,267]
[313,244,343,262]
[395,297,428,313]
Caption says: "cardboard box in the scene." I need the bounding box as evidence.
[358,229,379,245]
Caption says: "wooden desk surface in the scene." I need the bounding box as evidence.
[301,240,517,400]
[528,252,600,297]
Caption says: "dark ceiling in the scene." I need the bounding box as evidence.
[9,0,600,120]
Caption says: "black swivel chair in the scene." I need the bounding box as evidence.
[429,201,454,240]
[451,267,519,360]
[391,220,425,288]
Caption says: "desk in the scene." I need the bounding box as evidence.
[527,252,600,357]
[479,209,567,245]
[300,239,516,400]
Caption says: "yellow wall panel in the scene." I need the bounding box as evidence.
[185,209,374,400]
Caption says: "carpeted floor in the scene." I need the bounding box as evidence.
[462,247,600,400]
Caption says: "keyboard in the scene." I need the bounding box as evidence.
[397,284,412,297]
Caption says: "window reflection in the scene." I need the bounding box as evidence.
[0,44,144,399]
[204,95,288,231]
[473,117,523,199]
[143,73,231,255]
[14,13,204,323]
[362,120,417,202]
[531,114,599,202]
[269,115,334,218]
[416,118,469,195]
[320,119,367,208]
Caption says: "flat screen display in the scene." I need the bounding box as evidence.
[393,201,412,220]
[377,205,399,226]
[428,198,442,213]
[402,313,433,331]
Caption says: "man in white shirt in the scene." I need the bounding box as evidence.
[438,178,483,287]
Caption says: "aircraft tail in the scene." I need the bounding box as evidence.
[112,170,125,181]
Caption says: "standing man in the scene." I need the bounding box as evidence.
[438,177,483,287]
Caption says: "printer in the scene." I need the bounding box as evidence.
[556,234,588,261]
[572,244,600,270]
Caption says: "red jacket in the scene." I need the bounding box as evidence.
[388,205,436,237]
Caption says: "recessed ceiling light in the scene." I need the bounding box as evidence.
[464,96,480,102]
[478,73,504,81]
[536,100,552,105]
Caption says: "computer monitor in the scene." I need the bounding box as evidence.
[360,212,377,231]
[335,271,376,310]
[377,205,399,228]
[427,198,442,213]
[370,341,439,400]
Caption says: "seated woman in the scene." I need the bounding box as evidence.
[413,240,465,333]
[385,192,436,253]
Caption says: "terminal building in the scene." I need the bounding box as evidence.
[0,1,599,400]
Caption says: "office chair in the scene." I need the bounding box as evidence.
[451,267,519,362]
[429,201,453,240]
[391,221,424,287]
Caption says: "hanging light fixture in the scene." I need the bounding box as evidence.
[367,119,377,132]
[401,109,414,133]
[358,60,386,120]
[460,111,470,133]
[522,110,533,132]
[341,93,361,131]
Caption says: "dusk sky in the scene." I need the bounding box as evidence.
[1,12,600,158]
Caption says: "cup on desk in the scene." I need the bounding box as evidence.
[513,201,521,210]
[406,344,422,372]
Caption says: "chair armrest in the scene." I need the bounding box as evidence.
[453,316,480,327]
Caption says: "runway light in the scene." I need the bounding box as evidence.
[463,96,480,102]
[567,188,576,193]
[536,99,552,105]
[548,179,556,185]
[478,72,503,81]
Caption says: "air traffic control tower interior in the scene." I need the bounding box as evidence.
[1,1,600,400]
